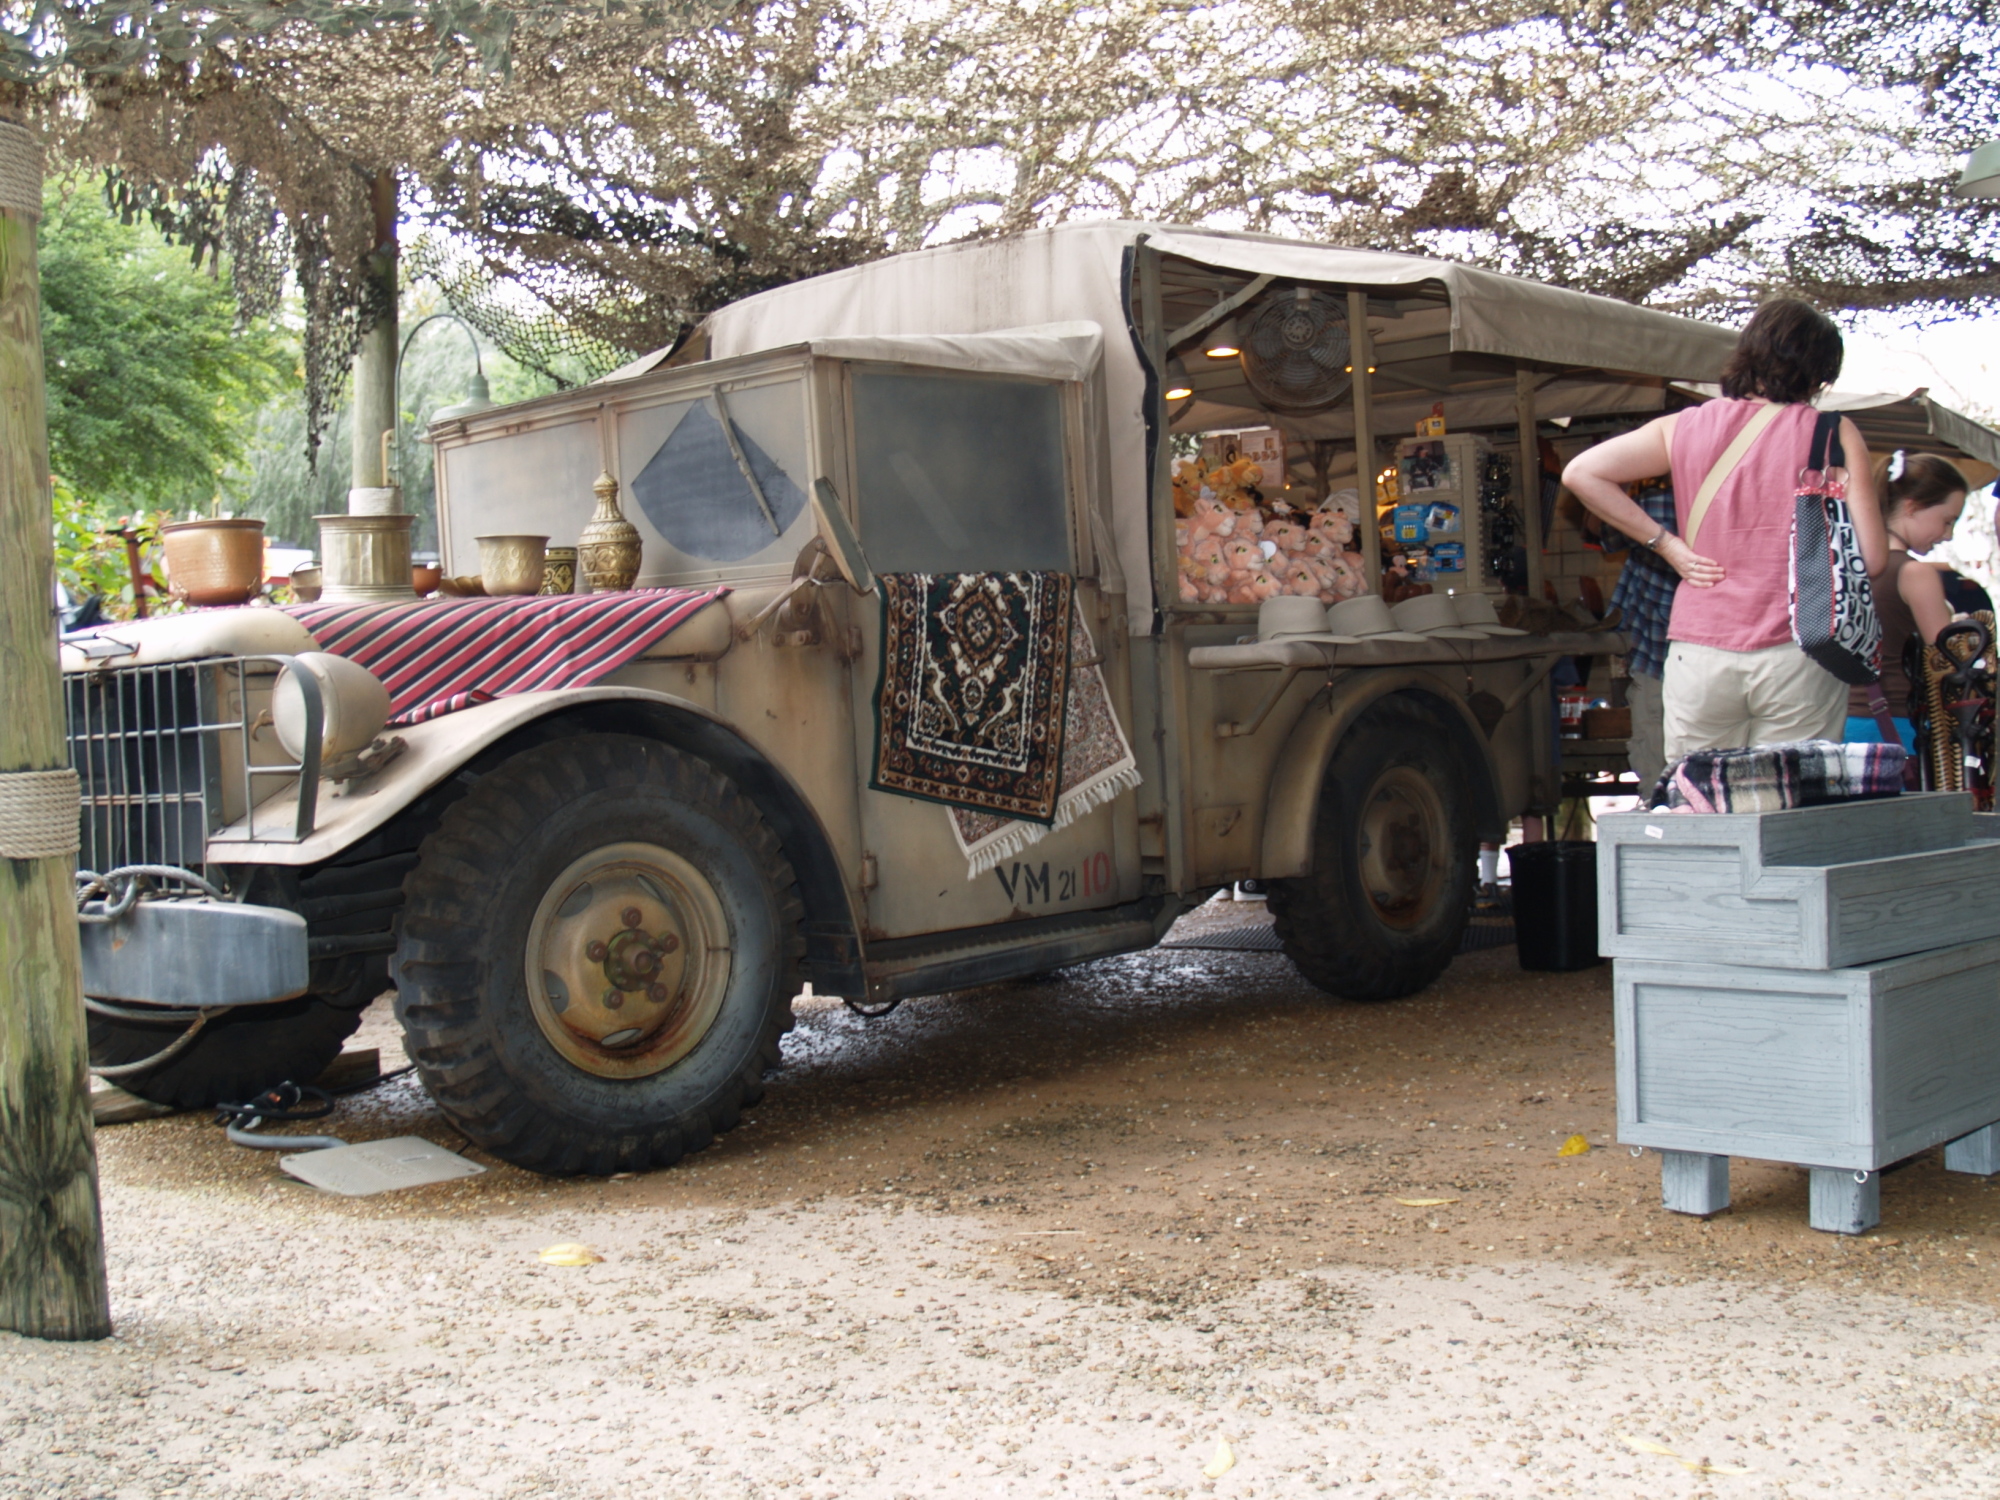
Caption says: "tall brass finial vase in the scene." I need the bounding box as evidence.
[577,471,641,592]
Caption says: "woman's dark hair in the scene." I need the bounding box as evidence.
[1719,298,1844,404]
[1873,451,1969,512]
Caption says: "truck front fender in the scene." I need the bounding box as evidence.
[1259,674,1508,879]
[211,686,866,995]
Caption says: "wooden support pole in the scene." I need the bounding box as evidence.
[349,170,399,494]
[0,118,112,1342]
[1348,291,1379,588]
[1515,367,1546,599]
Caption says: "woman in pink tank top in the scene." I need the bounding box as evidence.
[1563,300,1884,765]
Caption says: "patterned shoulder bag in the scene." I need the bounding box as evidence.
[1789,410,1881,686]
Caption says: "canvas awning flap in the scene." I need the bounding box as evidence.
[1138,228,1738,381]
[800,323,1104,383]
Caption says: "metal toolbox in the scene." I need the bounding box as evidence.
[1614,937,2000,1174]
[1595,794,2000,970]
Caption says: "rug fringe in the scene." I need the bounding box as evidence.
[960,761,1141,878]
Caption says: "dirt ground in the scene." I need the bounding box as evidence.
[5,895,1998,1498]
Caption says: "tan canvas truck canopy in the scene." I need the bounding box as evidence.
[665,221,1740,629]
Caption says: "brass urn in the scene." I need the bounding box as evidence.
[577,471,642,592]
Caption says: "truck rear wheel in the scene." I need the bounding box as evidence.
[394,734,804,1176]
[1267,698,1474,1001]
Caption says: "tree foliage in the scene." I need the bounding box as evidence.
[37,178,286,508]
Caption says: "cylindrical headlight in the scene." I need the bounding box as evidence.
[273,652,391,761]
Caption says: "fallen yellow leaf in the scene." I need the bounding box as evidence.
[1557,1133,1591,1157]
[538,1242,603,1266]
[1617,1433,1754,1476]
[1202,1439,1236,1479]
[1394,1198,1460,1207]
[1618,1434,1678,1457]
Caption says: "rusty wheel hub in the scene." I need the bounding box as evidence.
[524,842,731,1079]
[1356,765,1448,930]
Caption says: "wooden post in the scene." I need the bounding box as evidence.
[349,170,399,492]
[1348,291,1379,587]
[0,118,112,1342]
[1515,367,1546,599]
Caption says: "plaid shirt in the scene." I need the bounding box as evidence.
[1603,484,1678,680]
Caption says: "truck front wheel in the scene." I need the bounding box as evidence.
[1267,698,1475,1001]
[394,734,804,1175]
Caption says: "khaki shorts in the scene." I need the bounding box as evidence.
[1661,639,1847,762]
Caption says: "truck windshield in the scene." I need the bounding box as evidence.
[851,369,1070,574]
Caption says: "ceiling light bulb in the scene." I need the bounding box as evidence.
[1204,317,1241,361]
[1165,384,1193,401]
[1164,357,1193,402]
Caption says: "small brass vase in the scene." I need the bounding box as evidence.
[539,546,578,596]
[577,471,642,592]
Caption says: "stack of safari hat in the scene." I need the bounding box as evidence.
[1447,590,1527,635]
[1390,593,1487,639]
[1257,595,1364,644]
[1326,595,1427,642]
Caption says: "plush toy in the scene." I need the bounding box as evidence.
[1189,492,1235,541]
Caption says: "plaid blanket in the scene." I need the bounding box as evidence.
[1656,739,1907,814]
[285,589,727,724]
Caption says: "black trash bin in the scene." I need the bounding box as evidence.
[1508,839,1601,971]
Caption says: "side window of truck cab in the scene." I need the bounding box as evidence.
[848,367,1073,573]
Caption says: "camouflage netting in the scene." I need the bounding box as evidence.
[10,0,1997,462]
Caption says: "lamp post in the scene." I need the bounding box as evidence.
[392,312,497,502]
[1955,141,2000,200]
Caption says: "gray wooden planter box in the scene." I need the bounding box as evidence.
[1615,939,2000,1231]
[1596,793,2000,970]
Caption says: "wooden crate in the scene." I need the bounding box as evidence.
[1596,793,2000,969]
[1615,938,2000,1176]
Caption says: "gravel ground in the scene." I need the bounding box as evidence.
[5,895,1997,1498]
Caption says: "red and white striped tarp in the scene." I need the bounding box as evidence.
[285,589,728,724]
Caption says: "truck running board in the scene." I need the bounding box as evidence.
[860,897,1177,1005]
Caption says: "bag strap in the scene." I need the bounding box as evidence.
[1685,401,1785,549]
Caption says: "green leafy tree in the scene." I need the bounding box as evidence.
[38,180,287,512]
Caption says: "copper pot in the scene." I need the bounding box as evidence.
[477,534,548,596]
[161,518,266,607]
[412,564,443,596]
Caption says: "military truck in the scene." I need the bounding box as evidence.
[64,223,1733,1175]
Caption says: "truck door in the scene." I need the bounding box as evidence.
[833,361,1143,940]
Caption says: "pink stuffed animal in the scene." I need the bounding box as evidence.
[1189,493,1235,542]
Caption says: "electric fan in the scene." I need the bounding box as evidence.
[1238,287,1352,413]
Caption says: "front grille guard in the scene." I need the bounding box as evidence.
[67,654,324,874]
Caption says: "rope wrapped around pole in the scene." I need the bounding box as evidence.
[0,767,80,860]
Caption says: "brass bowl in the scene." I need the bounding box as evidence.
[539,546,578,596]
[161,518,266,607]
[476,534,548,596]
[289,563,322,603]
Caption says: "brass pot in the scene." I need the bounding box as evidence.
[318,514,415,602]
[477,534,549,596]
[290,563,323,603]
[161,518,266,607]
[539,546,578,596]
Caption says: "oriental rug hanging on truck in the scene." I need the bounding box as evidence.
[871,572,1076,823]
[285,588,727,724]
[947,604,1140,878]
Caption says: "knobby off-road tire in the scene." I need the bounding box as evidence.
[1266,697,1475,1002]
[394,734,805,1175]
[88,997,366,1111]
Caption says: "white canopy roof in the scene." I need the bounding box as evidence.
[688,222,1742,627]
